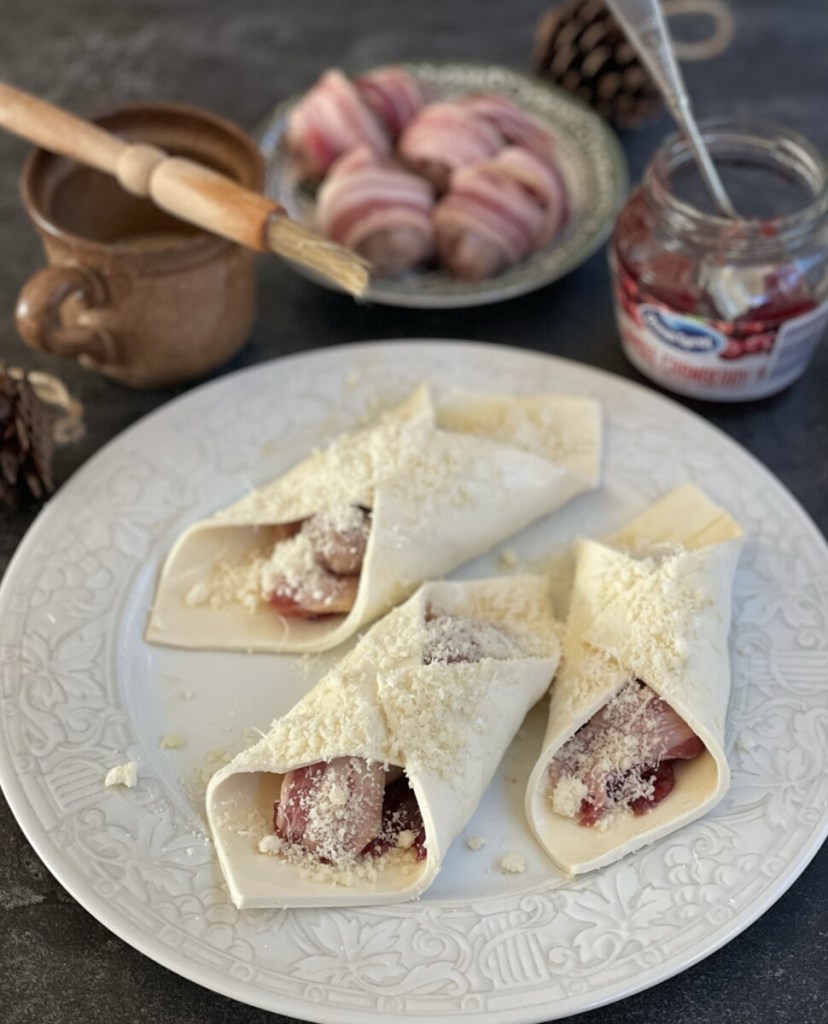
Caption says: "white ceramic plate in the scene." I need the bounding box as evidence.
[1,340,826,1023]
[259,63,628,307]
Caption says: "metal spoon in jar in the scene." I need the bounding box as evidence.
[605,0,739,218]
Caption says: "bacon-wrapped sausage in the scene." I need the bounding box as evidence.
[397,101,504,192]
[492,146,569,243]
[459,92,557,162]
[263,505,370,618]
[546,679,705,827]
[287,65,571,281]
[316,147,436,277]
[272,607,523,863]
[286,69,389,178]
[205,576,563,907]
[355,66,428,139]
[434,146,568,280]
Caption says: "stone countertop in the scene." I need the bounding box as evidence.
[0,1,826,1022]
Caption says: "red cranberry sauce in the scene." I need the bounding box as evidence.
[613,189,818,362]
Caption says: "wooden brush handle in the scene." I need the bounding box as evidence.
[0,80,281,251]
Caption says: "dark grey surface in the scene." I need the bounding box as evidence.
[0,1,826,1022]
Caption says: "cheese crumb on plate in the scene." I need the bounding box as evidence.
[104,761,138,788]
[499,851,526,874]
[159,733,185,749]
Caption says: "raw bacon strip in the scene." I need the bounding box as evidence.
[398,101,504,192]
[355,66,428,139]
[286,69,390,177]
[493,146,569,243]
[434,148,554,280]
[548,679,705,826]
[460,93,556,162]
[316,147,436,277]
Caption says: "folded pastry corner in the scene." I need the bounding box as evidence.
[146,384,601,654]
[526,483,743,875]
[206,575,560,907]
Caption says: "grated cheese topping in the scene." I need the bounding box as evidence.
[234,579,559,788]
[260,531,334,606]
[213,576,560,884]
[423,607,525,664]
[547,680,694,828]
[549,540,724,739]
[436,393,601,480]
[260,609,533,875]
[550,775,588,818]
[396,830,417,850]
[257,835,421,888]
[189,544,271,612]
[302,505,369,574]
[187,506,370,614]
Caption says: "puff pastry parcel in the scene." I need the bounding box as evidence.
[526,484,743,874]
[146,384,600,653]
[206,575,560,907]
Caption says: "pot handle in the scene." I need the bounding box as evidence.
[15,264,117,365]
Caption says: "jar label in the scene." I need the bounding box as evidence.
[612,261,828,400]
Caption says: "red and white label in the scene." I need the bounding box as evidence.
[612,284,828,402]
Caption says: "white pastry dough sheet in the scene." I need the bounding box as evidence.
[146,384,601,653]
[206,575,560,907]
[526,483,744,875]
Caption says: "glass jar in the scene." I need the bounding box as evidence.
[609,119,828,401]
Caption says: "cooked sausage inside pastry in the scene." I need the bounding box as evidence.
[546,679,705,829]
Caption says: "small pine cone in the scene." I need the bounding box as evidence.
[534,0,662,129]
[0,367,56,513]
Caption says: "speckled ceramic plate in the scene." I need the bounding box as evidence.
[258,63,628,307]
[0,341,826,1024]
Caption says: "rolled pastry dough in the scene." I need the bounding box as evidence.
[526,483,743,874]
[146,384,601,653]
[206,575,560,908]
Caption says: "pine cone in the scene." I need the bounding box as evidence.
[0,367,56,512]
[534,0,661,129]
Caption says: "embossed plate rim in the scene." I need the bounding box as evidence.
[0,340,826,1024]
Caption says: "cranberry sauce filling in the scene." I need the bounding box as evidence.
[361,774,427,860]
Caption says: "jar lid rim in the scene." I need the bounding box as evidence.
[647,117,827,245]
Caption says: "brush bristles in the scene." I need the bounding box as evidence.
[266,216,370,297]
